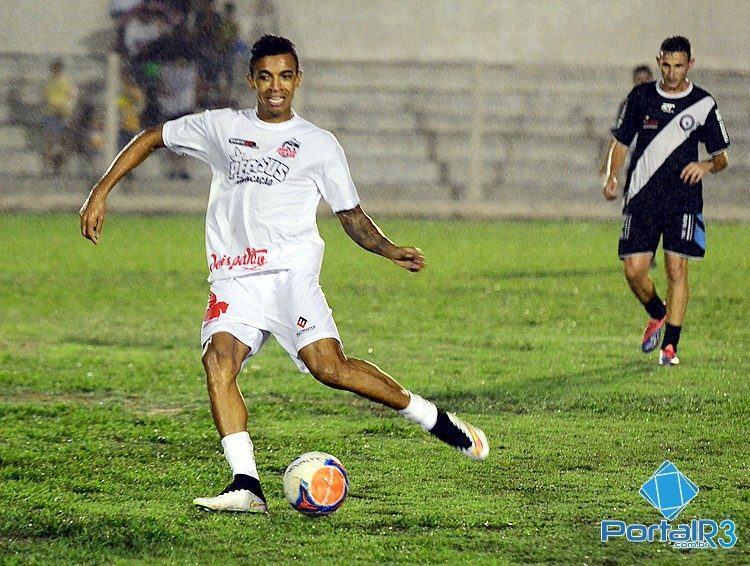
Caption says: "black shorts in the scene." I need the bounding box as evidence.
[618,208,706,260]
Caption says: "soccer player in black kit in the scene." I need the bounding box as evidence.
[602,36,730,366]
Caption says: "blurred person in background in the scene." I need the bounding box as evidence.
[42,58,78,175]
[158,56,198,179]
[79,35,489,513]
[602,36,730,367]
[217,2,241,105]
[121,5,169,65]
[110,0,144,19]
[191,0,224,108]
[118,69,146,151]
[599,65,654,177]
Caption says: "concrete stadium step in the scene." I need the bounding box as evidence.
[0,125,30,149]
[301,88,407,109]
[347,156,440,185]
[303,108,418,133]
[336,132,430,160]
[356,183,453,202]
[0,151,43,175]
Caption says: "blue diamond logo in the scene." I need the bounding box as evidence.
[639,460,699,520]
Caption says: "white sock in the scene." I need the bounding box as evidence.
[221,431,259,479]
[398,392,438,431]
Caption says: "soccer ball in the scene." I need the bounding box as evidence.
[283,451,349,516]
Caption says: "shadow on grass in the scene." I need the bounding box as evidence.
[425,361,738,417]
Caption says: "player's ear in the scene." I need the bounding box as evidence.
[688,58,695,71]
[246,73,256,91]
[295,69,303,87]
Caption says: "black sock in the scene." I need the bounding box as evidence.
[643,292,666,320]
[429,410,472,449]
[662,323,682,351]
[225,474,266,502]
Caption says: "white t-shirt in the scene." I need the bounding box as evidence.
[162,108,360,282]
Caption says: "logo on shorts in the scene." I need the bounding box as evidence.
[203,292,228,323]
[229,137,258,148]
[679,114,696,131]
[277,138,300,159]
[297,317,307,328]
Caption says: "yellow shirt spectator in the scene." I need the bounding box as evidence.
[44,74,77,119]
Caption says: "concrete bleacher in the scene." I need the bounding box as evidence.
[1,54,748,218]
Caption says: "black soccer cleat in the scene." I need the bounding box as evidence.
[429,410,489,460]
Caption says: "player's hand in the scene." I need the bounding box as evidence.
[79,192,107,245]
[391,246,425,272]
[680,161,711,186]
[602,175,618,201]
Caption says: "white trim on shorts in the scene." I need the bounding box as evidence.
[663,249,704,261]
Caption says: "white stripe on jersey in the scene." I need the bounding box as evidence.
[627,96,716,203]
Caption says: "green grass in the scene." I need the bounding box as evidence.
[0,213,748,564]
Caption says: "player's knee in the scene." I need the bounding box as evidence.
[202,345,241,386]
[624,262,647,284]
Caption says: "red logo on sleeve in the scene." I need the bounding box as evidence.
[204,292,229,322]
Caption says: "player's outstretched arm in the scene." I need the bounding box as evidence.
[602,138,628,201]
[79,125,165,245]
[336,205,425,272]
[680,151,729,186]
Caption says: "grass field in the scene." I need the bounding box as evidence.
[0,212,748,564]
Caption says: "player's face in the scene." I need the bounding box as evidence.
[247,53,301,123]
[657,51,693,92]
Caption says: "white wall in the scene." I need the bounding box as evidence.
[1,0,747,70]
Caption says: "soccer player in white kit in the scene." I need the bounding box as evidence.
[80,36,488,513]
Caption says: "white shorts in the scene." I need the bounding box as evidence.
[200,270,341,373]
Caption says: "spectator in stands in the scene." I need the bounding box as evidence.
[598,65,654,177]
[110,0,144,19]
[118,69,146,150]
[217,2,241,104]
[158,57,198,179]
[191,0,224,107]
[42,58,78,175]
[122,5,169,64]
[70,100,104,181]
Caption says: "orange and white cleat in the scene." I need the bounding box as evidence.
[642,316,666,353]
[659,345,680,367]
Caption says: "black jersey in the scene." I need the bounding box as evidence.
[612,81,730,213]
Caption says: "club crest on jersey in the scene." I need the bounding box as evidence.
[661,102,675,114]
[278,138,300,159]
[229,137,258,148]
[679,114,696,131]
[643,115,659,129]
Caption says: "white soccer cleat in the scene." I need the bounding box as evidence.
[193,489,267,512]
[193,475,268,512]
[429,411,490,461]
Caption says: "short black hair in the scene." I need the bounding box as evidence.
[249,35,299,75]
[632,64,652,79]
[660,36,691,60]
